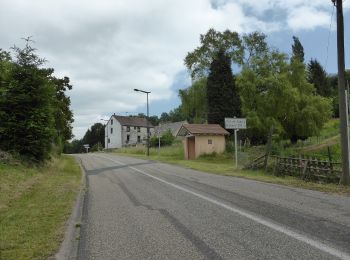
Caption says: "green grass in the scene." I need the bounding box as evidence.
[113,144,350,196]
[0,155,81,260]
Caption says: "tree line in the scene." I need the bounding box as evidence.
[69,28,349,152]
[175,29,348,144]
[0,39,73,162]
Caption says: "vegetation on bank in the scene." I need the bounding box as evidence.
[0,155,81,260]
[0,39,73,163]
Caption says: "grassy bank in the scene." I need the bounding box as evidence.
[114,143,350,196]
[0,155,81,260]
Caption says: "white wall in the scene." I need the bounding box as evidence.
[104,117,122,149]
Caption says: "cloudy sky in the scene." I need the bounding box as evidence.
[1,0,349,139]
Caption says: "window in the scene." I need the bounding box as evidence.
[108,138,110,143]
[111,119,113,125]
[208,139,212,144]
[134,126,137,130]
[137,127,140,132]
[126,126,130,132]
[127,135,130,142]
[137,136,141,143]
[110,128,113,134]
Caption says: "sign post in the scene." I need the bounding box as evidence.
[225,118,247,169]
[83,144,90,153]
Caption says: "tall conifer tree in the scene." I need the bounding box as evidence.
[207,50,241,127]
[291,36,305,63]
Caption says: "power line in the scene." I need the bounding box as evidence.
[325,5,335,71]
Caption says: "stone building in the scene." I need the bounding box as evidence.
[104,115,154,149]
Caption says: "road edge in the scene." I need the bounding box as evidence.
[55,156,87,260]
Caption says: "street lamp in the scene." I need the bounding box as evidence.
[101,118,109,152]
[134,88,151,156]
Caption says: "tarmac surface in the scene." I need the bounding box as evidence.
[75,153,350,260]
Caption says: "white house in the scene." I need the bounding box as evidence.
[104,115,154,149]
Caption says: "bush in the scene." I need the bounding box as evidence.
[150,130,175,147]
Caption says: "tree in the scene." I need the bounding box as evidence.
[291,36,305,63]
[307,59,331,97]
[207,50,241,127]
[168,107,186,122]
[148,115,159,126]
[50,76,74,149]
[159,112,170,122]
[237,46,331,144]
[0,41,56,162]
[82,123,105,148]
[179,78,207,123]
[184,28,243,79]
[150,130,175,147]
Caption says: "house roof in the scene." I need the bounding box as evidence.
[113,115,154,127]
[177,124,229,136]
[154,121,187,136]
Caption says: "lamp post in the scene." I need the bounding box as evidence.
[134,88,151,156]
[101,118,109,152]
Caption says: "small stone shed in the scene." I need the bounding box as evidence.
[176,124,229,160]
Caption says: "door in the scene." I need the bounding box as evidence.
[188,136,195,160]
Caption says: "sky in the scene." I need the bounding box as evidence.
[1,0,349,139]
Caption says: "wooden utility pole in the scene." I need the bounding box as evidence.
[333,0,350,185]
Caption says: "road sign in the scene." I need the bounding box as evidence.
[83,144,90,148]
[225,118,246,129]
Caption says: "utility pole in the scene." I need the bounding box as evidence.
[333,0,350,185]
[134,89,151,156]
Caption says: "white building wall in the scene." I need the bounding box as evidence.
[104,117,122,149]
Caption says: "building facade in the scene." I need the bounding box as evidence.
[104,115,154,149]
[177,124,229,159]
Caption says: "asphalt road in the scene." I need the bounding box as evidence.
[75,153,350,260]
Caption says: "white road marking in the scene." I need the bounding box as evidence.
[94,154,350,260]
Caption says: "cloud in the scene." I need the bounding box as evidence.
[287,7,330,31]
[0,0,343,138]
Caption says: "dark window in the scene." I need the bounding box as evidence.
[111,128,113,134]
[127,126,130,132]
[137,136,141,143]
[127,135,130,142]
[108,138,110,143]
[111,119,113,125]
[208,139,212,144]
[137,127,140,132]
[134,126,137,130]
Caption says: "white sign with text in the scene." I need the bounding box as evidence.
[225,118,247,129]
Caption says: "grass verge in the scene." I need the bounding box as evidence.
[113,144,350,196]
[0,155,81,260]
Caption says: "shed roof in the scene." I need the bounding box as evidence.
[113,115,153,127]
[177,124,229,136]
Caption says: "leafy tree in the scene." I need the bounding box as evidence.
[150,130,175,147]
[51,76,74,139]
[148,115,159,126]
[242,32,268,65]
[207,50,241,127]
[0,42,55,162]
[291,36,304,63]
[159,112,170,122]
[238,45,331,144]
[82,123,105,148]
[307,59,331,96]
[184,28,243,79]
[179,78,207,123]
[63,139,84,154]
[168,107,186,122]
